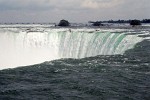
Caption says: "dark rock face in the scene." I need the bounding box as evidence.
[130,20,141,26]
[58,20,70,26]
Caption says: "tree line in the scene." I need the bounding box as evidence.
[97,19,150,23]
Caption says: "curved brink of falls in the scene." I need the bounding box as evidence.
[0,29,143,69]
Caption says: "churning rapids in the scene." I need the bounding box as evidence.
[0,24,150,100]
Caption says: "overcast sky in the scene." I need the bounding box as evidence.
[0,0,149,23]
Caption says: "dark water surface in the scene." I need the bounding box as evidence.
[0,39,150,100]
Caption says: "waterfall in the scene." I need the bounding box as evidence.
[56,30,143,58]
[0,28,143,69]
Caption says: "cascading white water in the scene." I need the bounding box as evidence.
[0,27,143,69]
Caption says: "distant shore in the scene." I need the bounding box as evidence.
[0,23,150,30]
